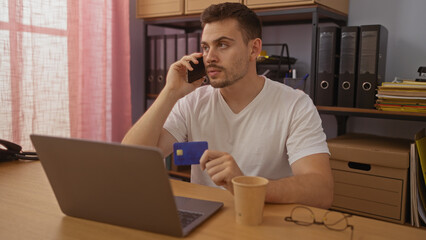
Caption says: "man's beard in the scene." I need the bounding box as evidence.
[208,59,249,89]
[210,71,245,88]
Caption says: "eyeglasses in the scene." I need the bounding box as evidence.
[284,206,354,240]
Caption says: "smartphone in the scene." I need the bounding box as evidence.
[187,57,207,83]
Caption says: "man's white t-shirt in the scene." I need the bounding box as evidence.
[164,77,329,188]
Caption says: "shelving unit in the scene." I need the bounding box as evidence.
[142,4,348,103]
[257,43,295,82]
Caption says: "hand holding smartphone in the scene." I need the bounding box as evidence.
[187,57,207,83]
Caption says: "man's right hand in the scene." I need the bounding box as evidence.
[163,52,205,100]
[199,150,244,194]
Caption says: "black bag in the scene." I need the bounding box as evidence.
[0,139,38,162]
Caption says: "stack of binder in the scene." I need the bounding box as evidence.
[314,24,388,108]
[315,26,340,106]
[147,32,201,98]
[337,26,359,107]
[375,80,426,113]
[355,25,388,109]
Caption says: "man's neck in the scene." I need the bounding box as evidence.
[219,74,265,114]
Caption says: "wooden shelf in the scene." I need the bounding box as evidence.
[168,170,191,182]
[317,106,426,135]
[317,106,426,122]
[143,4,347,31]
[147,94,159,99]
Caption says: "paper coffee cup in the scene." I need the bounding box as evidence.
[232,176,269,226]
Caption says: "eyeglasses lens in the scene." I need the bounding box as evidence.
[291,207,314,226]
[323,211,347,231]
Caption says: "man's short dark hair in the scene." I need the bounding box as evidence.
[201,2,262,44]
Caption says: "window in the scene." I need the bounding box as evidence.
[0,1,131,150]
[0,1,70,149]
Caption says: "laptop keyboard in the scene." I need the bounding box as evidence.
[178,210,203,228]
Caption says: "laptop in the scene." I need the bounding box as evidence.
[30,134,223,237]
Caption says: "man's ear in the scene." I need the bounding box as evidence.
[249,38,262,61]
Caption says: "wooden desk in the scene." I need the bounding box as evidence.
[1,161,425,240]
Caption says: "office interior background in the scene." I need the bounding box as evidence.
[1,0,425,150]
[320,0,426,139]
[130,0,426,141]
[1,1,425,236]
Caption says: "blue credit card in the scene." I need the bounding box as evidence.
[173,141,208,166]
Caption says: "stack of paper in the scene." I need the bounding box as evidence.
[375,80,426,113]
[410,128,426,227]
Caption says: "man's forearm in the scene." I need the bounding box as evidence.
[265,173,334,209]
[121,89,180,147]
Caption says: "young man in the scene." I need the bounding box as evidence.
[122,3,333,209]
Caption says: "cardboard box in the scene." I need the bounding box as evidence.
[327,133,411,224]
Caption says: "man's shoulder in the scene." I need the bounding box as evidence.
[190,85,214,97]
[180,85,215,105]
[264,77,310,101]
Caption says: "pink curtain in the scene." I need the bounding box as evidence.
[0,0,132,150]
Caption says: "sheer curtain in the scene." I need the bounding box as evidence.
[0,0,131,150]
